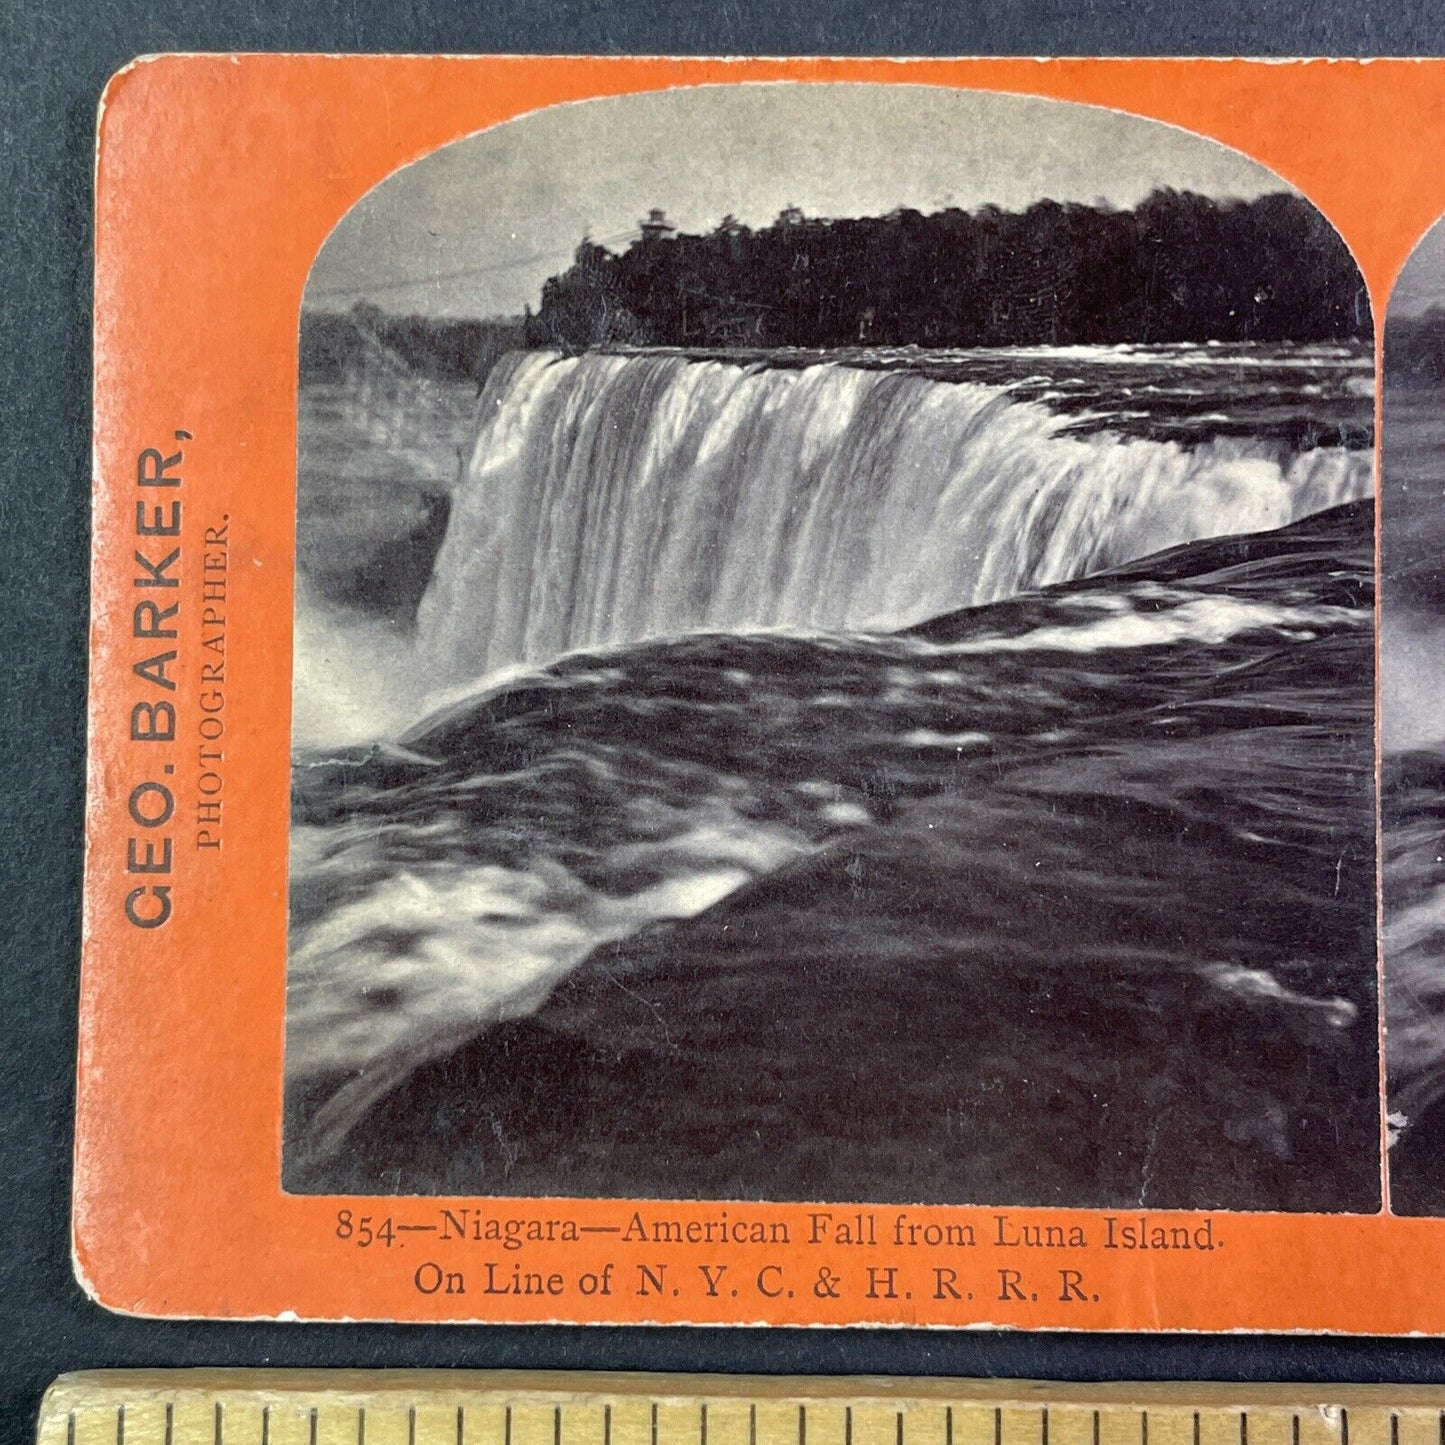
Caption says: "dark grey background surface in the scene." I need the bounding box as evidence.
[6,5,1445,1445]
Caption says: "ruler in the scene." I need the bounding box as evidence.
[35,1375,1445,1445]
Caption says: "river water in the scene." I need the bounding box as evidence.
[286,342,1379,1210]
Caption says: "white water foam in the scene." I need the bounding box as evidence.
[918,594,1361,656]
[286,802,816,1156]
[291,579,433,750]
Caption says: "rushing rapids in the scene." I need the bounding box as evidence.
[1381,385,1445,1213]
[415,348,1371,688]
[287,342,1379,1209]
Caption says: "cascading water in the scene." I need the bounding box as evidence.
[416,348,1371,689]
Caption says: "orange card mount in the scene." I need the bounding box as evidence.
[76,53,1445,1327]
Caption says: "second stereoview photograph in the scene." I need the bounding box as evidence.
[1384,215,1445,1216]
[281,84,1380,1211]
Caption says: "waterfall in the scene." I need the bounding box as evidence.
[416,349,1371,688]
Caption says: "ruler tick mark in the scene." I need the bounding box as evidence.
[360,1407,367,1445]
[1294,1417,1300,1445]
[1095,1411,1102,1445]
[216,1402,224,1445]
[1341,1410,1350,1445]
[1143,1410,1149,1445]
[653,1403,660,1445]
[750,1406,757,1445]
[1391,1416,1399,1445]
[1241,1413,1248,1445]
[311,1408,319,1445]
[118,1404,126,1445]
[946,1408,953,1445]
[702,1403,709,1445]
[68,1413,75,1445]
[555,1406,562,1445]
[997,1407,1004,1445]
[1043,1407,1050,1445]
[897,1412,905,1445]
[458,1406,467,1445]
[264,1408,271,1445]
[800,1405,807,1445]
[408,1408,415,1445]
[165,1404,173,1445]
[605,1406,612,1445]
[1194,1414,1200,1445]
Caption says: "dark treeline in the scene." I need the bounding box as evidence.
[523,191,1371,351]
[1388,308,1445,388]
[300,304,526,384]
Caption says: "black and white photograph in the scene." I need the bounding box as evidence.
[1381,216,1445,1215]
[283,83,1380,1211]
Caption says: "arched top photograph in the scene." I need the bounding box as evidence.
[1380,211,1445,1215]
[285,81,1379,1218]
